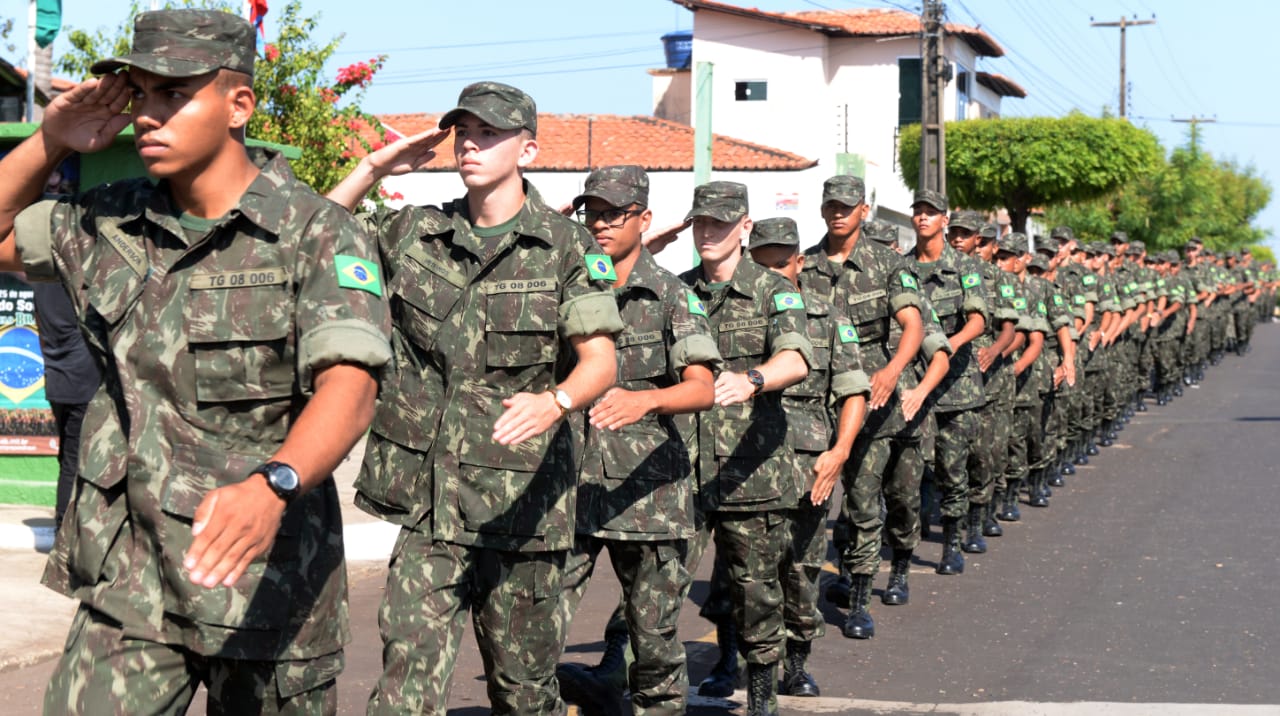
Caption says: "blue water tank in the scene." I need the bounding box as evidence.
[661,31,693,70]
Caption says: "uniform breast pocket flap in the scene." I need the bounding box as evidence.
[718,318,768,360]
[618,331,667,382]
[484,279,559,368]
[186,280,294,403]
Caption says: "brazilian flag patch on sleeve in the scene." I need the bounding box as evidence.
[1012,297,1027,310]
[1053,295,1065,306]
[837,324,860,344]
[774,292,805,311]
[1073,295,1086,305]
[586,254,617,281]
[1037,301,1048,315]
[1083,275,1097,285]
[900,272,918,289]
[1000,284,1016,299]
[687,292,708,317]
[962,272,981,289]
[335,255,382,296]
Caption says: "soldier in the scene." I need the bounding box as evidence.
[963,221,1024,538]
[911,193,989,572]
[550,166,720,716]
[799,178,929,639]
[0,10,392,712]
[1025,243,1078,507]
[745,218,870,697]
[327,82,625,714]
[677,183,812,716]
[1049,227,1097,473]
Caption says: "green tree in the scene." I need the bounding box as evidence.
[53,0,386,194]
[898,113,1163,233]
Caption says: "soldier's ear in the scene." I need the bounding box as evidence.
[227,84,255,131]
[516,136,539,169]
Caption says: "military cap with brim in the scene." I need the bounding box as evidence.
[1128,239,1146,255]
[948,210,983,232]
[1185,236,1203,248]
[1034,241,1057,257]
[1110,230,1129,243]
[1166,250,1181,264]
[912,189,948,212]
[1098,244,1115,257]
[1050,225,1075,241]
[978,223,999,242]
[748,217,800,250]
[91,9,256,78]
[822,175,865,206]
[862,219,899,244]
[573,165,648,210]
[440,81,538,136]
[998,231,1028,255]
[1027,255,1051,271]
[685,181,748,222]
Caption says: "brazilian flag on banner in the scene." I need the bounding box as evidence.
[36,0,62,48]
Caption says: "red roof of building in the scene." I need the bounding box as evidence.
[364,113,817,172]
[671,0,1005,58]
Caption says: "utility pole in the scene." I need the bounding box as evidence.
[1172,115,1216,157]
[920,0,949,194]
[1090,15,1155,118]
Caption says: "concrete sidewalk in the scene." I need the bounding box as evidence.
[0,437,396,672]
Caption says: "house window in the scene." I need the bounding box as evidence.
[898,58,921,127]
[956,68,970,120]
[735,80,767,101]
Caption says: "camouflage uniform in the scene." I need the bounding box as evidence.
[678,243,813,667]
[780,287,869,645]
[975,240,1025,518]
[801,221,924,580]
[14,11,393,714]
[355,91,624,712]
[913,242,989,520]
[1000,236,1052,519]
[559,246,720,716]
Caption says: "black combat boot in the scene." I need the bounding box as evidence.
[746,662,779,716]
[1156,384,1170,406]
[983,499,1004,536]
[962,504,988,553]
[1073,438,1090,465]
[824,568,852,609]
[881,549,911,605]
[936,517,965,574]
[555,629,629,716]
[841,574,876,638]
[1048,457,1065,486]
[1029,469,1049,507]
[1135,394,1149,412]
[697,619,740,697]
[1086,437,1100,456]
[997,478,1021,521]
[781,639,820,697]
[1060,450,1076,475]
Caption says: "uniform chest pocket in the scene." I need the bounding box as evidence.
[393,251,465,351]
[484,279,559,368]
[617,331,668,382]
[718,317,767,364]
[848,288,887,339]
[186,278,294,403]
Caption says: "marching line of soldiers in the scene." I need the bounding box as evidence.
[0,8,1274,713]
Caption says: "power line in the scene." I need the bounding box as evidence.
[334,27,672,56]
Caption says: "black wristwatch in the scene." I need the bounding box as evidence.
[252,461,300,504]
[746,369,765,396]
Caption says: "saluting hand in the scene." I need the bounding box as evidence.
[184,476,286,589]
[366,127,451,178]
[642,219,691,256]
[42,74,133,154]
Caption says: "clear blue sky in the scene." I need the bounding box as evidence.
[22,0,1280,249]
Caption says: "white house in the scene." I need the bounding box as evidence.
[659,0,1026,226]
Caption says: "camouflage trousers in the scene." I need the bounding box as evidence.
[1209,309,1229,353]
[932,409,981,515]
[369,531,567,716]
[45,605,338,716]
[1154,335,1183,385]
[1234,304,1256,347]
[559,536,690,716]
[1007,392,1044,488]
[701,511,791,665]
[978,398,1013,497]
[781,453,829,643]
[836,434,923,576]
[1031,389,1058,473]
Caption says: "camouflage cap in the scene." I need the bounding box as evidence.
[1184,236,1203,249]
[822,175,865,207]
[1082,242,1102,256]
[1110,230,1129,243]
[998,231,1028,255]
[572,165,648,210]
[862,219,899,244]
[748,217,800,250]
[1165,250,1181,264]
[439,81,538,136]
[1098,243,1116,257]
[90,9,256,78]
[978,223,1000,242]
[1050,225,1075,241]
[1128,239,1146,255]
[1034,238,1057,257]
[912,188,948,212]
[1027,255,1051,271]
[685,181,748,222]
[948,210,983,232]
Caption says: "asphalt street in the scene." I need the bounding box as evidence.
[0,325,1276,715]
